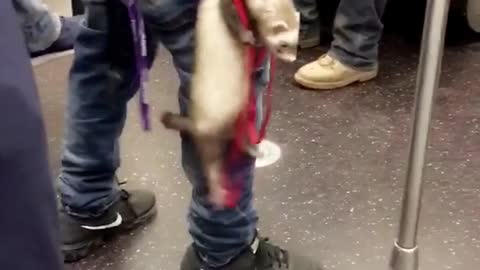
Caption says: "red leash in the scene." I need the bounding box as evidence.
[222,0,275,208]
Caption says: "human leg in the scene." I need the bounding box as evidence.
[13,0,61,52]
[329,0,388,69]
[59,0,158,262]
[294,0,321,48]
[140,1,321,269]
[179,55,322,270]
[139,0,256,265]
[295,0,388,90]
[12,0,82,57]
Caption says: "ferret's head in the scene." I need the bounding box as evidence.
[247,0,300,62]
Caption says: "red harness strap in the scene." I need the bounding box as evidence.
[231,0,275,146]
[222,0,275,208]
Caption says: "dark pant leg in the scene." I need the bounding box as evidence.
[329,0,388,69]
[58,0,158,218]
[0,1,63,269]
[12,0,62,52]
[142,0,259,266]
[294,0,319,26]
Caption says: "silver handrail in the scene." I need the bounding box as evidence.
[390,0,451,270]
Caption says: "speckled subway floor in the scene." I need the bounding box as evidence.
[33,31,480,270]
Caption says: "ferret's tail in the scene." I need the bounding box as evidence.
[161,112,196,134]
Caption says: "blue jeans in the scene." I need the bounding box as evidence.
[58,0,268,267]
[13,0,61,53]
[295,0,388,69]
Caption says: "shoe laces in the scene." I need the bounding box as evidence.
[116,185,137,219]
[119,189,130,200]
[260,238,289,269]
[116,177,131,201]
[317,54,334,67]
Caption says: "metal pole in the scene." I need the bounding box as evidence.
[390,1,450,270]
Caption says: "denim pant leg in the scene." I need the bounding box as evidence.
[329,0,388,70]
[142,0,259,267]
[12,0,61,53]
[59,2,158,218]
[255,57,271,130]
[294,0,319,30]
[185,59,269,268]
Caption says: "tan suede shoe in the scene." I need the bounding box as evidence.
[294,54,378,90]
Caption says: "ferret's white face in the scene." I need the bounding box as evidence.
[247,0,300,62]
[262,13,300,62]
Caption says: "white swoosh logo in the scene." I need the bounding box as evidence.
[81,213,123,230]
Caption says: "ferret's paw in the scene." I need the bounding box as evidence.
[242,31,256,45]
[160,112,174,127]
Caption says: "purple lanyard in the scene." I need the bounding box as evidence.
[121,0,150,130]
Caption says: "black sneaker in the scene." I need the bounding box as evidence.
[61,189,157,262]
[181,237,322,270]
[30,15,83,58]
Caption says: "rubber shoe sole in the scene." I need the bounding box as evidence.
[294,69,378,90]
[299,37,321,49]
[63,205,157,263]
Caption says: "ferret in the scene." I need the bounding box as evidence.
[161,0,300,207]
